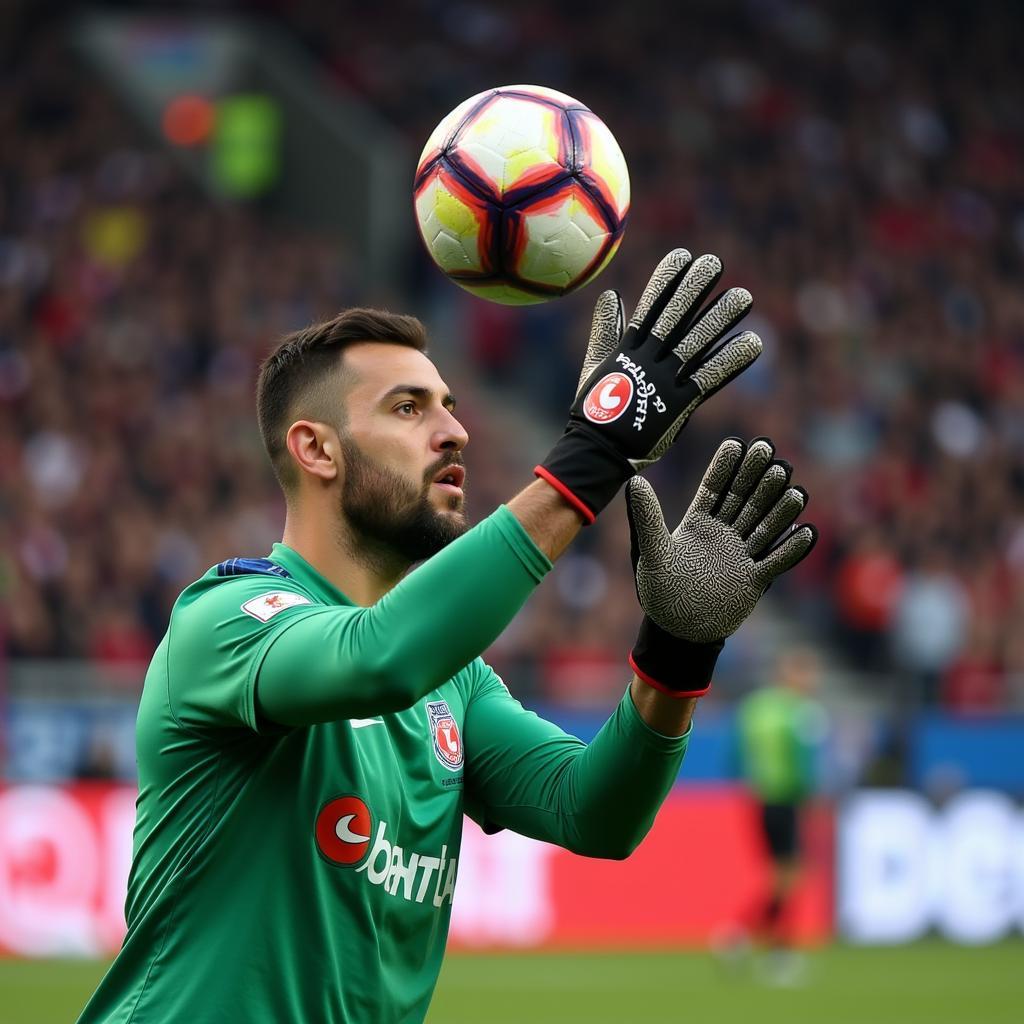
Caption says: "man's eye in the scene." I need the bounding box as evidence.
[396,402,416,415]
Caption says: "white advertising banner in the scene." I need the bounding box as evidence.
[839,790,1024,944]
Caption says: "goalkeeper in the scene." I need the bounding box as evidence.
[77,249,816,1024]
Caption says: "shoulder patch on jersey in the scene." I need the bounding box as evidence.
[241,591,311,622]
[217,557,291,579]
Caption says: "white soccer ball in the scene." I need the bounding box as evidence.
[414,85,630,305]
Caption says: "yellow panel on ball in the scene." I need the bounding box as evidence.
[457,97,563,197]
[413,171,488,276]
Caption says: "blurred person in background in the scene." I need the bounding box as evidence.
[727,646,827,984]
[891,551,969,707]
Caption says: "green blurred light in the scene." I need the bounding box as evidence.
[211,94,281,198]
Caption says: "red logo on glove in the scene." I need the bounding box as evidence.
[315,795,373,866]
[583,372,633,424]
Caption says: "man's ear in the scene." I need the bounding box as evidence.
[285,420,340,484]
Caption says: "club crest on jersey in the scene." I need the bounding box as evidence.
[426,700,463,771]
[583,371,633,424]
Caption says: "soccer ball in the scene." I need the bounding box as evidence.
[413,85,630,305]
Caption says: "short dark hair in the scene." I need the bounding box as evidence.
[256,307,428,491]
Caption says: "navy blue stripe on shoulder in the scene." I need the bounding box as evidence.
[215,557,291,579]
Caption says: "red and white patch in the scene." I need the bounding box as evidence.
[583,372,633,424]
[426,700,463,771]
[241,591,311,622]
[315,795,374,867]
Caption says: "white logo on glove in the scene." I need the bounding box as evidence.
[583,372,633,424]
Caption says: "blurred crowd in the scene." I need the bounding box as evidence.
[3,0,1024,712]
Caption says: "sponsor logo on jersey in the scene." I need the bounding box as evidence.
[426,700,463,771]
[241,590,311,622]
[582,371,633,425]
[314,793,459,906]
[315,795,373,866]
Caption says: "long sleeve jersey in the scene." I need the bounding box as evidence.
[78,506,689,1024]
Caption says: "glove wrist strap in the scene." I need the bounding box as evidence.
[629,617,724,698]
[535,426,634,524]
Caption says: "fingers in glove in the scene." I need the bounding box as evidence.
[671,287,752,368]
[715,438,775,524]
[684,437,746,520]
[746,486,809,557]
[628,249,693,337]
[626,476,670,568]
[684,330,763,400]
[756,522,818,581]
[576,289,625,397]
[733,460,792,538]
[638,338,759,469]
[650,254,723,344]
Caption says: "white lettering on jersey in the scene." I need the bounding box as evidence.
[241,591,311,622]
[356,820,457,907]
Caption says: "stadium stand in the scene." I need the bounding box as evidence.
[2,0,1023,721]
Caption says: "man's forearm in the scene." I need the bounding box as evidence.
[507,477,586,560]
[550,686,689,858]
[629,677,696,737]
[470,685,690,860]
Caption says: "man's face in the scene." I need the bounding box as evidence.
[334,343,470,564]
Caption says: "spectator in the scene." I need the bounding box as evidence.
[891,553,970,706]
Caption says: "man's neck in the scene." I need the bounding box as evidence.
[281,507,406,606]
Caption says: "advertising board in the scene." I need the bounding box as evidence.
[0,784,831,956]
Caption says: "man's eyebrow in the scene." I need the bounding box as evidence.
[381,385,456,411]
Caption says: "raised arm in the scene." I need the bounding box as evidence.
[462,439,818,859]
[255,506,551,724]
[254,248,764,728]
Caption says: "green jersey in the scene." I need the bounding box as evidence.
[736,686,823,804]
[78,506,690,1024]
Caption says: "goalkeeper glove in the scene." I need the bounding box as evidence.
[627,437,817,697]
[536,248,762,523]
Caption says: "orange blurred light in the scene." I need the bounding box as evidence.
[162,95,215,147]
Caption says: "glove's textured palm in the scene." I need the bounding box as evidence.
[627,439,817,643]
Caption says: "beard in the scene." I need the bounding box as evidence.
[338,436,468,569]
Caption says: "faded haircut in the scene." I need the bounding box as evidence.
[256,308,428,492]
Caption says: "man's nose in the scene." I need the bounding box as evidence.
[433,409,469,452]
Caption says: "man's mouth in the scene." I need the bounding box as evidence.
[432,464,465,496]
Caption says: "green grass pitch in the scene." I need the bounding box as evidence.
[4,943,1020,1023]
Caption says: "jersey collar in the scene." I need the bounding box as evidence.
[268,543,354,606]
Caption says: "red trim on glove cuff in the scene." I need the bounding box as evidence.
[533,465,597,525]
[628,651,712,699]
